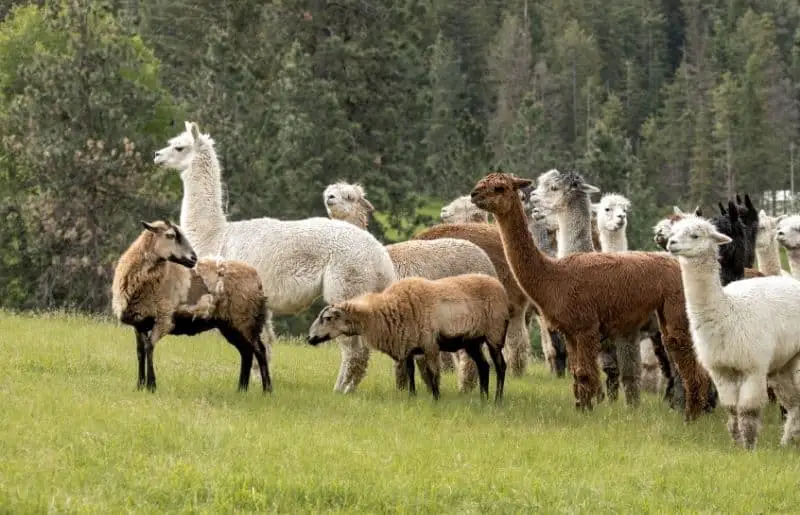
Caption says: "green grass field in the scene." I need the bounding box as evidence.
[1,312,798,513]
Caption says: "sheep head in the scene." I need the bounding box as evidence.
[666,217,732,259]
[533,169,600,215]
[153,121,216,172]
[307,305,359,345]
[596,193,631,233]
[322,181,374,229]
[469,172,532,216]
[140,220,198,268]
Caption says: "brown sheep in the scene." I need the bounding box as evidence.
[307,274,510,402]
[470,172,713,420]
[112,220,271,393]
[412,223,533,379]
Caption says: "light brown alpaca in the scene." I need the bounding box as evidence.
[469,172,712,419]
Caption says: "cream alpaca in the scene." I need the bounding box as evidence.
[755,210,787,276]
[154,122,396,394]
[775,215,800,279]
[667,216,800,449]
[441,195,489,224]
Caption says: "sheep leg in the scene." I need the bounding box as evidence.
[737,374,767,450]
[395,360,409,391]
[616,332,641,407]
[423,350,441,400]
[134,328,148,390]
[486,344,507,404]
[463,341,490,401]
[254,338,272,393]
[404,356,417,397]
[144,332,157,392]
[567,331,603,411]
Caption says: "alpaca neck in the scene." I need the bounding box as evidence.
[529,219,555,257]
[555,198,594,257]
[180,144,227,256]
[599,228,628,252]
[492,200,561,312]
[786,248,800,280]
[678,254,728,317]
[339,210,369,230]
[756,239,782,276]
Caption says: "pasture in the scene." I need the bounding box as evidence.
[1,312,797,513]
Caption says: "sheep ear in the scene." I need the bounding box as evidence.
[510,177,533,190]
[581,183,601,194]
[141,221,158,233]
[673,206,685,215]
[359,197,375,213]
[711,231,733,245]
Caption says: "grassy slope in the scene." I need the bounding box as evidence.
[1,313,797,513]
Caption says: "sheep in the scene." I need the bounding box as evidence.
[111,220,272,393]
[306,274,510,402]
[755,210,788,276]
[154,122,396,394]
[319,180,499,390]
[666,216,800,449]
[441,195,489,224]
[776,215,800,279]
[413,223,535,379]
[470,172,713,419]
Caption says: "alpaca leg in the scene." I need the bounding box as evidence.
[254,338,272,393]
[659,326,709,421]
[616,333,641,407]
[598,343,620,403]
[503,308,529,377]
[457,349,478,393]
[537,315,556,372]
[464,341,490,401]
[567,331,603,411]
[551,330,568,378]
[737,374,768,450]
[768,371,800,446]
[486,345,507,404]
[335,335,370,393]
[709,371,741,445]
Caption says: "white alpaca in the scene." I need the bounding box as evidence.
[755,210,788,276]
[593,193,630,253]
[154,122,397,394]
[667,216,800,450]
[323,182,375,229]
[775,215,800,279]
[440,195,489,224]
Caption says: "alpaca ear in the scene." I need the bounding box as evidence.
[759,209,767,217]
[359,197,375,213]
[694,206,703,217]
[727,201,739,223]
[718,202,727,215]
[673,206,685,215]
[141,221,158,233]
[184,121,193,133]
[745,194,754,210]
[581,183,601,194]
[190,123,201,141]
[777,214,788,224]
[736,194,743,205]
[711,231,733,245]
[510,177,533,190]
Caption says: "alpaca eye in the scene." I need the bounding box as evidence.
[174,147,185,152]
[691,234,698,239]
[493,186,504,194]
[605,208,611,212]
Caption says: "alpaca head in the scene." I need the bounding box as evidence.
[469,172,532,216]
[440,195,489,223]
[756,209,784,250]
[776,215,800,250]
[307,305,358,345]
[322,181,374,228]
[154,121,216,172]
[653,206,701,249]
[140,220,197,268]
[533,169,600,214]
[595,193,631,233]
[666,217,732,259]
[735,194,758,226]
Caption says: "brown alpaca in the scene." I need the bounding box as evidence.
[413,223,533,378]
[469,172,712,419]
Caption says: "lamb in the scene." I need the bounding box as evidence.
[413,223,534,378]
[319,180,499,390]
[306,274,510,402]
[441,195,489,224]
[470,172,713,419]
[666,216,800,449]
[154,122,396,394]
[111,220,272,393]
[776,215,800,279]
[755,210,788,276]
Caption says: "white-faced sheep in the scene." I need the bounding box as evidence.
[471,172,713,419]
[154,122,396,394]
[667,216,800,449]
[441,195,489,224]
[111,220,272,393]
[307,274,510,402]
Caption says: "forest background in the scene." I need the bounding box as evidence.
[0,0,798,334]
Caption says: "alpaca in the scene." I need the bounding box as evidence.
[307,274,510,402]
[776,215,800,279]
[319,180,499,388]
[441,195,489,224]
[534,169,598,256]
[112,220,272,393]
[594,193,631,253]
[734,194,759,269]
[755,210,787,276]
[470,172,712,419]
[154,122,397,394]
[413,223,534,378]
[667,216,800,449]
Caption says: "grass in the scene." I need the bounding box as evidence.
[1,313,798,513]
